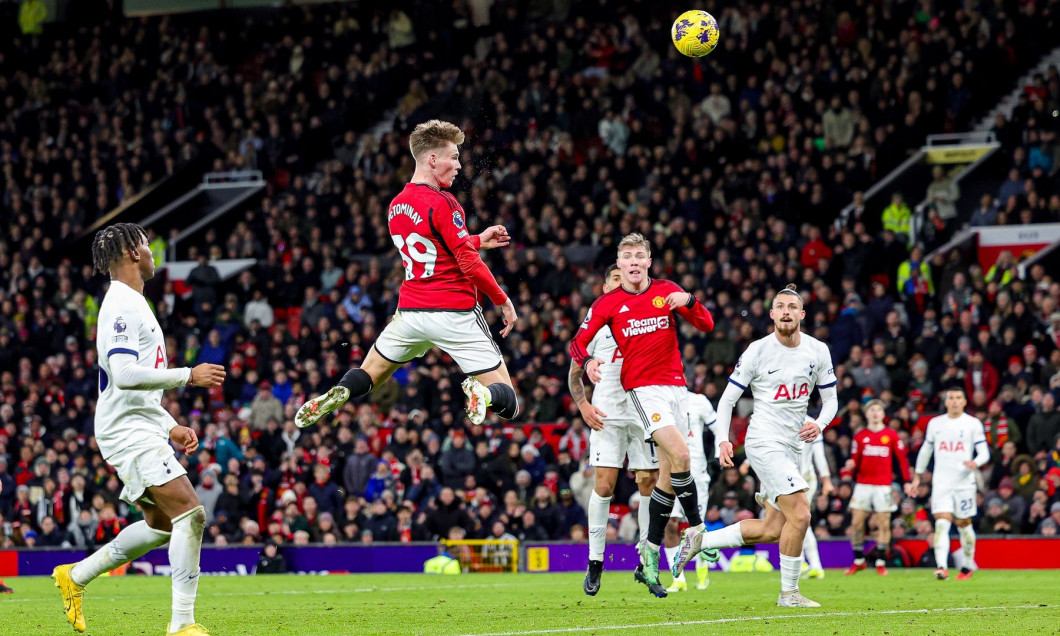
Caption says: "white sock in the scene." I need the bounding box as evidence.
[71,520,170,586]
[802,529,822,571]
[957,524,976,568]
[663,545,679,571]
[701,521,745,550]
[780,554,802,592]
[169,505,205,632]
[934,519,952,569]
[587,491,611,562]
[638,494,651,544]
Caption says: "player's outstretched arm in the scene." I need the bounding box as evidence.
[110,352,192,390]
[568,359,607,430]
[713,380,744,467]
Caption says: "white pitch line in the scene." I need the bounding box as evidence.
[2,581,524,603]
[450,604,1059,636]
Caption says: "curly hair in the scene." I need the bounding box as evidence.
[91,223,148,276]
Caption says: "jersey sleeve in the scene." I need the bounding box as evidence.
[102,310,143,358]
[851,433,863,475]
[430,193,472,251]
[815,342,836,388]
[570,299,610,367]
[893,435,912,482]
[661,280,715,333]
[728,341,757,390]
[695,394,717,426]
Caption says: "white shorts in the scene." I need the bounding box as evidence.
[628,385,685,442]
[745,441,808,508]
[374,308,503,375]
[588,400,659,471]
[849,483,898,513]
[931,487,977,519]
[108,438,186,505]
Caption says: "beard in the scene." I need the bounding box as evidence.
[774,320,800,336]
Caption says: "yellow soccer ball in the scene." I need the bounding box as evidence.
[671,10,720,58]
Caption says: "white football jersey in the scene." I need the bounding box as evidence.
[922,413,986,491]
[683,391,717,470]
[586,326,626,409]
[96,281,179,459]
[728,333,835,450]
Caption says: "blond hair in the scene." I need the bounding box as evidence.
[409,120,465,160]
[617,232,651,257]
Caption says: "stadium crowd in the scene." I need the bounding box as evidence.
[3,0,1060,560]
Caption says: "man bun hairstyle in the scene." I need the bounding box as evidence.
[409,119,465,159]
[92,223,148,276]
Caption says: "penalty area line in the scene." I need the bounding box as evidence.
[450,604,1059,636]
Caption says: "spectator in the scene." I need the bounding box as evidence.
[925,166,960,223]
[557,421,589,462]
[440,432,476,490]
[965,350,1000,402]
[882,193,912,245]
[968,194,999,227]
[425,488,472,540]
[344,436,377,498]
[255,540,287,574]
[195,468,223,523]
[249,383,284,431]
[244,289,275,329]
[1027,393,1060,459]
[308,464,343,517]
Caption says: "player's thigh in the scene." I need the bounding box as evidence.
[628,386,684,454]
[372,312,433,366]
[930,488,965,518]
[475,363,513,389]
[361,346,406,385]
[849,508,870,527]
[427,308,505,376]
[650,424,688,466]
[745,442,808,507]
[144,474,200,520]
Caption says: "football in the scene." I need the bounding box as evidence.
[671,10,720,57]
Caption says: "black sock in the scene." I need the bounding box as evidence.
[853,547,864,560]
[647,488,675,546]
[669,471,702,527]
[337,368,374,398]
[487,383,518,419]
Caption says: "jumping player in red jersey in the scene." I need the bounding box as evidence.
[296,120,520,429]
[844,399,912,576]
[569,233,717,597]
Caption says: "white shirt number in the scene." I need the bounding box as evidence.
[391,232,438,280]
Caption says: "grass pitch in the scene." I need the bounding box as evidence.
[2,569,1057,635]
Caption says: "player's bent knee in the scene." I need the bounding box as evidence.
[594,484,614,498]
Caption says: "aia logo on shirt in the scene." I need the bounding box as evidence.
[773,383,809,400]
[938,440,966,453]
[622,316,670,337]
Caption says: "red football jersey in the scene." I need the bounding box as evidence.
[851,427,912,486]
[388,183,478,311]
[570,279,715,391]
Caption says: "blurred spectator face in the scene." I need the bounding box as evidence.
[439,488,455,506]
